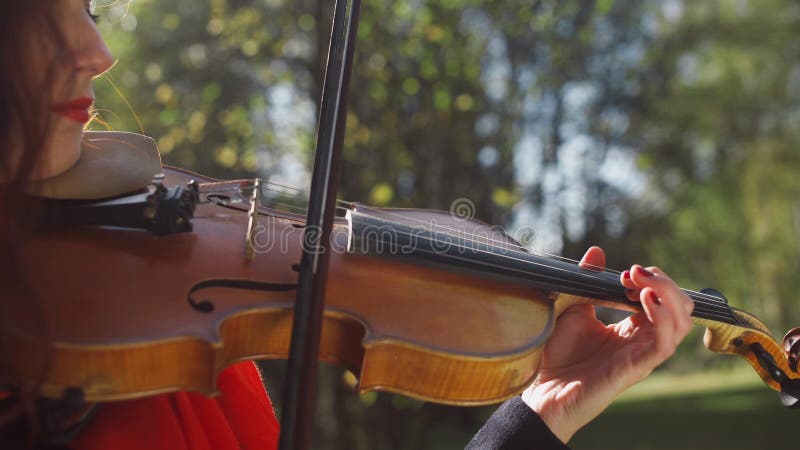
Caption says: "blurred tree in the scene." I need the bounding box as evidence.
[626,0,800,333]
[95,0,319,182]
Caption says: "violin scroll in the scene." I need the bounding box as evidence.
[779,328,800,408]
[782,328,800,372]
[700,307,800,409]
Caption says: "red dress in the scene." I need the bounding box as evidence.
[71,362,280,450]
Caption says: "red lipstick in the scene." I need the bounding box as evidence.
[50,97,93,123]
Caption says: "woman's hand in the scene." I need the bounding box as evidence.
[521,246,694,443]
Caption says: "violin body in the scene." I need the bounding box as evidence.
[6,162,800,408]
[4,167,569,406]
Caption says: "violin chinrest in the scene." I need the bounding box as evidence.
[25,131,162,200]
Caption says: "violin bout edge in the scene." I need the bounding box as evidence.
[357,341,543,406]
[3,307,545,406]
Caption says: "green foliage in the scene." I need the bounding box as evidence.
[95,0,318,178]
[628,0,800,330]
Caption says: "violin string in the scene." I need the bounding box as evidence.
[353,223,735,317]
[200,193,305,214]
[371,241,736,323]
[349,205,730,306]
[203,195,309,215]
[262,202,309,215]
[199,181,354,217]
[350,203,532,250]
[325,200,730,309]
[194,180,247,189]
[201,181,638,285]
[371,240,732,321]
[337,202,731,310]
[349,204,733,307]
[200,181,305,199]
[203,178,308,195]
[201,185,306,203]
[198,181,310,214]
[257,179,308,194]
[388,237,729,312]
[354,203,628,277]
[201,182,355,217]
[196,180,733,312]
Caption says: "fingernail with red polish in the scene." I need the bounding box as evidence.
[622,270,631,281]
[648,290,661,305]
[635,266,654,277]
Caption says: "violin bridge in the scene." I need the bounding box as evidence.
[245,178,261,261]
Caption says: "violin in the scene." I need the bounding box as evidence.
[4,132,800,408]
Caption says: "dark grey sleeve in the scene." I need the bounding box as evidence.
[466,396,570,450]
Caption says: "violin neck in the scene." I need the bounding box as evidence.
[346,207,739,326]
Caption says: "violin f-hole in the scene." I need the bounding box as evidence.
[187,278,298,313]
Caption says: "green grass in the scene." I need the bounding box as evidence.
[570,368,797,450]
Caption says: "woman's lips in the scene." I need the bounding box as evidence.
[50,97,93,123]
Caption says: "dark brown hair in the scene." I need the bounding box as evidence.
[0,2,60,183]
[0,2,64,448]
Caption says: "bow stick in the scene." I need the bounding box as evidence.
[278,0,362,449]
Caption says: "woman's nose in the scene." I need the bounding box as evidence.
[71,23,114,78]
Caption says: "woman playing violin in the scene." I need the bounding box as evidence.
[0,1,694,449]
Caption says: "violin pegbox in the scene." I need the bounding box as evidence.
[779,328,800,408]
[782,328,800,372]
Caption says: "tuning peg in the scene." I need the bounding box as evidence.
[782,328,800,372]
